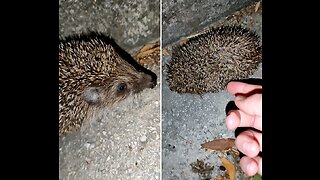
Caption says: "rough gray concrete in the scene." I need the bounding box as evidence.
[59,0,160,179]
[162,1,262,179]
[59,80,160,180]
[162,0,259,47]
[59,0,160,51]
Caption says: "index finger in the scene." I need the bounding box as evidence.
[235,93,262,116]
[227,82,262,95]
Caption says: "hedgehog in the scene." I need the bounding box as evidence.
[59,32,157,136]
[166,26,262,95]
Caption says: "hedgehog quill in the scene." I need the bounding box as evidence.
[59,32,156,136]
[166,26,262,95]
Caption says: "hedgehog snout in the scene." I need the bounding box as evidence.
[142,72,157,89]
[133,72,156,93]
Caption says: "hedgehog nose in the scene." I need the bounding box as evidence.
[144,73,157,89]
[150,75,157,88]
[149,74,157,88]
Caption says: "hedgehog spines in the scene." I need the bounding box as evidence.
[166,25,262,95]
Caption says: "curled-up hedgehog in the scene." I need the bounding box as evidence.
[59,32,157,136]
[166,26,262,95]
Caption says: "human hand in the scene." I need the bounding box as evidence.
[225,81,262,176]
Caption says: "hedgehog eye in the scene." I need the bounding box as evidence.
[117,83,127,92]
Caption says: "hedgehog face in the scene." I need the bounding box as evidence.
[100,67,155,106]
[59,32,157,135]
[81,64,155,107]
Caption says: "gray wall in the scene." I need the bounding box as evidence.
[59,0,160,51]
[162,0,259,46]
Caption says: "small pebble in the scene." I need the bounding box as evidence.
[140,135,147,143]
[102,131,107,136]
[84,142,91,149]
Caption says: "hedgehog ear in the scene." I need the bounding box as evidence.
[82,87,103,104]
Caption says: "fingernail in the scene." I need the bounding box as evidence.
[225,101,238,115]
[246,162,255,172]
[226,116,237,130]
[244,142,254,153]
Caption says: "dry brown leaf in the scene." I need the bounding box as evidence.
[190,159,214,179]
[219,157,236,180]
[214,175,224,180]
[179,38,189,46]
[135,47,160,59]
[139,42,159,52]
[138,59,153,65]
[162,48,169,56]
[201,138,235,151]
[255,1,261,12]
